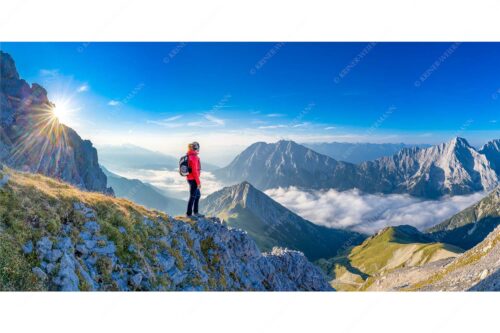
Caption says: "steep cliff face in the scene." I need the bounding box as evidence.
[0,166,332,291]
[0,51,112,194]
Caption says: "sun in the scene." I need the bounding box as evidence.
[51,98,76,126]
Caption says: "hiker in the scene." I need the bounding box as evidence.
[185,141,202,217]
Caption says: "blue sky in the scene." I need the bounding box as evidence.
[1,42,499,164]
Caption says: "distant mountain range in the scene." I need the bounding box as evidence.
[201,181,365,261]
[102,166,186,216]
[214,138,500,198]
[0,51,112,194]
[303,142,431,164]
[427,186,500,250]
[98,144,219,172]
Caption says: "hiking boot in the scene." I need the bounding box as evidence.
[193,213,205,218]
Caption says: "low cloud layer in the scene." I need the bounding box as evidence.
[265,187,486,234]
[109,168,223,199]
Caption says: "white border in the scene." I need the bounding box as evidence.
[1,1,499,332]
[0,292,498,332]
[1,0,500,41]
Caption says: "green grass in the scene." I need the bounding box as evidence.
[0,233,44,291]
[321,226,464,291]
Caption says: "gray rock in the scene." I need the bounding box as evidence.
[54,253,80,291]
[45,263,56,274]
[36,237,53,260]
[143,217,155,227]
[32,267,48,281]
[83,240,97,249]
[93,242,116,255]
[61,224,73,234]
[131,273,143,287]
[22,241,33,254]
[79,231,92,241]
[0,174,9,188]
[76,244,89,255]
[56,237,73,251]
[83,221,100,234]
[47,249,63,262]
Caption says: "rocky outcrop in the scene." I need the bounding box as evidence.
[214,138,499,198]
[27,204,332,291]
[0,51,112,194]
[0,168,332,291]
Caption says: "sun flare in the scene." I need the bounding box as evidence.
[50,98,76,126]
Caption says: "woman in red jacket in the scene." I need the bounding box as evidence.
[186,141,202,217]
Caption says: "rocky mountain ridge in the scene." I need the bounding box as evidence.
[214,138,500,198]
[0,165,332,291]
[303,142,431,164]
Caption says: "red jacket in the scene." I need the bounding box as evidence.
[186,149,201,185]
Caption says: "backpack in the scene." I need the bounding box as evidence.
[179,154,191,176]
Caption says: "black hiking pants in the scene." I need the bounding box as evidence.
[186,180,200,216]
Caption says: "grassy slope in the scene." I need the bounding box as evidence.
[319,226,463,291]
[0,166,176,290]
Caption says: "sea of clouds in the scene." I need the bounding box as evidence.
[107,167,487,234]
[265,187,487,234]
[109,168,223,199]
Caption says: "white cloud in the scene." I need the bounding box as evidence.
[77,83,89,93]
[108,100,121,106]
[147,120,184,128]
[265,187,486,234]
[292,122,310,128]
[39,69,60,77]
[188,114,225,127]
[147,115,184,127]
[163,115,183,122]
[205,114,225,126]
[324,126,336,130]
[266,113,285,117]
[258,124,288,129]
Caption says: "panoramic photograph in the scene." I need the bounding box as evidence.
[0,42,499,292]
